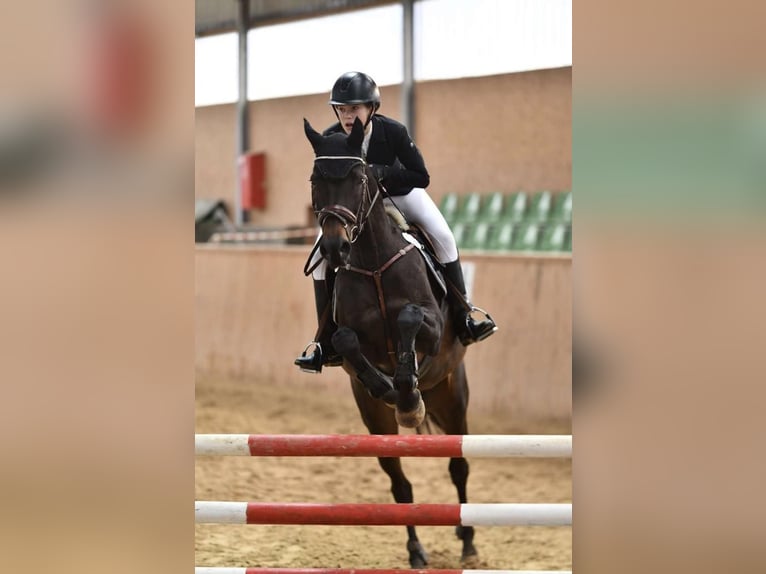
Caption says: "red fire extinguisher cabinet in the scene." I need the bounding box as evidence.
[239,152,266,209]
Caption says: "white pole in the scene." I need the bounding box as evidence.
[195,434,250,456]
[462,435,572,458]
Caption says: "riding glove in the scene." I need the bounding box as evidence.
[369,164,389,183]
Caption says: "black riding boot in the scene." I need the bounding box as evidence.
[443,260,498,346]
[294,279,343,373]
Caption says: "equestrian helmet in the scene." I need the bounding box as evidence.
[329,72,381,111]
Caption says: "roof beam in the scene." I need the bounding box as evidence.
[196,0,398,38]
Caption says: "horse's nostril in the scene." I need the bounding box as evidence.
[340,242,350,255]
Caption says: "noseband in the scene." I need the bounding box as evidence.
[313,156,380,244]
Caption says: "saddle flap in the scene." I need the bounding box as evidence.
[401,231,447,299]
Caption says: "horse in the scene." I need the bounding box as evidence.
[303,117,477,567]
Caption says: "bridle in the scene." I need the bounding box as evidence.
[313,156,381,244]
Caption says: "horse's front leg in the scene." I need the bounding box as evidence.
[332,327,398,405]
[393,303,426,428]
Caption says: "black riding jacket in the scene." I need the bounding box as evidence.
[324,114,430,197]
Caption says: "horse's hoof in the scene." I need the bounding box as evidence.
[395,391,425,428]
[460,552,480,568]
[456,525,478,565]
[407,539,428,568]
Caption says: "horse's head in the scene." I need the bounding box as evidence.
[304,117,378,269]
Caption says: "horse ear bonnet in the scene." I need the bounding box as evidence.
[305,118,365,179]
[304,118,324,151]
[347,117,364,151]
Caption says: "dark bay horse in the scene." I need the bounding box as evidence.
[303,117,477,567]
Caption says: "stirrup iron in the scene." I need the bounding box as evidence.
[295,341,323,374]
[463,306,498,344]
[469,305,495,324]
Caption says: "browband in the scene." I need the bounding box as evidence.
[314,155,365,162]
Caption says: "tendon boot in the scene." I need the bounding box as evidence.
[294,279,343,373]
[443,260,498,346]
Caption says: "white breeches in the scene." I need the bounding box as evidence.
[310,187,458,280]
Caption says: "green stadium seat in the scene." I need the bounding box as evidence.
[450,221,470,249]
[486,221,514,251]
[510,222,541,251]
[526,190,553,223]
[502,191,528,222]
[462,221,491,250]
[539,222,568,252]
[439,192,460,223]
[551,190,572,223]
[455,192,482,222]
[480,191,504,222]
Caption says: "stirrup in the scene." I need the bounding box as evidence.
[294,341,343,373]
[294,341,323,374]
[460,306,498,345]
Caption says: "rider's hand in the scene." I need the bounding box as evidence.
[369,164,389,183]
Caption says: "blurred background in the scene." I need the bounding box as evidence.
[0,0,764,573]
[194,4,573,570]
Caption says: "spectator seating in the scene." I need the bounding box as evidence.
[480,191,505,222]
[511,221,542,251]
[439,192,460,223]
[450,221,469,248]
[455,192,482,222]
[539,222,568,252]
[462,221,492,250]
[527,190,553,223]
[439,190,572,253]
[503,191,528,222]
[551,190,572,223]
[486,221,514,251]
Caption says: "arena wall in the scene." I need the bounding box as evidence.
[195,67,572,226]
[195,245,571,427]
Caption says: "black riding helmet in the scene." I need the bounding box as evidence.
[329,72,380,126]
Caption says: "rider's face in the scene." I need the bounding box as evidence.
[334,104,372,134]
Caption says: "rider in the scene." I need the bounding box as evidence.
[295,71,497,373]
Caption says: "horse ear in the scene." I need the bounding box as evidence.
[304,118,323,152]
[347,117,364,153]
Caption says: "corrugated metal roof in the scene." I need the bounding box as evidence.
[196,0,397,37]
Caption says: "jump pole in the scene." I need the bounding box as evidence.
[195,569,572,574]
[195,434,572,458]
[195,502,572,527]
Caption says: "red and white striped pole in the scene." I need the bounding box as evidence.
[195,434,572,458]
[194,502,572,527]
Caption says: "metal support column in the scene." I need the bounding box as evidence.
[401,0,415,139]
[235,0,250,225]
